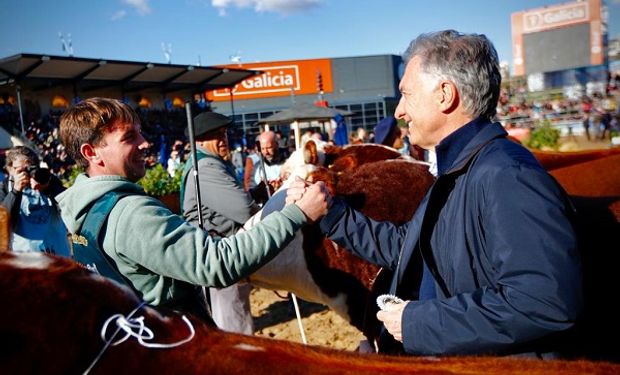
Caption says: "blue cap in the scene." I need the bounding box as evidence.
[374,116,397,145]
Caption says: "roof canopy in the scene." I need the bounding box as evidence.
[258,103,353,124]
[0,53,260,94]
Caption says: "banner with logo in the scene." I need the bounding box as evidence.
[206,58,333,102]
[511,0,602,76]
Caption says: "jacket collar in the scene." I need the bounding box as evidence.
[435,117,507,176]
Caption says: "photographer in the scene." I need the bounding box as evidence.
[0,146,70,256]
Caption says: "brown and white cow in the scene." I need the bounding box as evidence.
[247,156,433,341]
[2,251,618,374]
[247,141,620,361]
[243,143,433,340]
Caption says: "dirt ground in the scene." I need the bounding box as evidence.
[250,287,365,351]
[557,133,616,151]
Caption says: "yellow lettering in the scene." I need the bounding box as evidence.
[71,234,88,246]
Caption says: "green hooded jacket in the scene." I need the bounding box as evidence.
[56,173,306,306]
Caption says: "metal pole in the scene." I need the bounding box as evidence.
[229,89,242,135]
[16,86,25,135]
[292,121,300,151]
[185,102,204,229]
[185,101,212,316]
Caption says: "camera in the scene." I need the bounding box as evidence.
[26,165,52,185]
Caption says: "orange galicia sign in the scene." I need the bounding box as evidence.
[206,58,333,102]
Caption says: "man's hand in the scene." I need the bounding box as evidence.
[285,176,307,205]
[287,177,331,222]
[376,301,409,342]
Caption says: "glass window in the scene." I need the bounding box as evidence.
[351,115,364,128]
[364,102,377,110]
[244,113,259,122]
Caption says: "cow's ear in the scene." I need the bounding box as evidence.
[304,140,320,165]
[323,145,340,166]
[323,145,340,155]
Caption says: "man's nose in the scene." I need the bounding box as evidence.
[137,134,149,149]
[394,97,406,120]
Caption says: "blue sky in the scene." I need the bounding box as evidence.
[1,0,619,72]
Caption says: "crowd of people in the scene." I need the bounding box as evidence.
[0,28,616,361]
[496,88,619,141]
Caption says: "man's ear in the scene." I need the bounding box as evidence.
[437,81,459,113]
[80,144,103,166]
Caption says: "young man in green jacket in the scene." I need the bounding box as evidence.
[56,97,330,316]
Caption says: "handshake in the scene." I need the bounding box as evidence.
[285,177,332,223]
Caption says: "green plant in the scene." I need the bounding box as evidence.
[62,165,85,188]
[526,119,560,150]
[137,164,183,196]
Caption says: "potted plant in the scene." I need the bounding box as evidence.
[137,164,183,214]
[526,119,560,151]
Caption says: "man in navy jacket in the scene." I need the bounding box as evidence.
[289,30,582,357]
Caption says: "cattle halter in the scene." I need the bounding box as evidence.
[84,301,195,375]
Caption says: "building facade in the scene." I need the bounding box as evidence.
[204,55,403,137]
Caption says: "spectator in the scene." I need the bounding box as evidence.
[0,146,70,256]
[181,112,261,334]
[249,130,286,204]
[167,149,181,177]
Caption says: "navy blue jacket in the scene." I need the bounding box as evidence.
[320,119,582,356]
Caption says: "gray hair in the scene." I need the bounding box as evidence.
[403,30,501,120]
[5,146,39,167]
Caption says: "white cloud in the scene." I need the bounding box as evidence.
[111,10,127,20]
[211,0,321,16]
[123,0,151,15]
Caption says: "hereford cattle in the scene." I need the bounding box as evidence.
[248,157,433,340]
[279,141,407,184]
[2,251,618,375]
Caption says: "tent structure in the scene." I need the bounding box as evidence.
[0,53,261,134]
[258,103,353,150]
[0,126,23,149]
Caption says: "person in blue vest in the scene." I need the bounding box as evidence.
[181,111,260,334]
[56,97,330,319]
[288,30,582,357]
[0,146,70,256]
